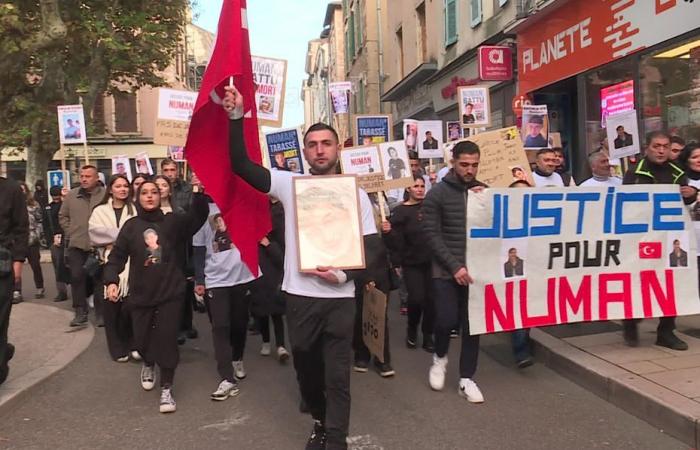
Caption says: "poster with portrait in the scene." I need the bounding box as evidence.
[57,105,87,145]
[252,55,287,128]
[293,175,365,272]
[111,155,133,181]
[154,88,197,147]
[521,105,550,150]
[446,121,462,142]
[264,127,305,174]
[417,120,444,159]
[340,145,384,193]
[329,81,352,115]
[606,109,641,160]
[403,119,419,154]
[354,115,392,146]
[47,170,70,190]
[167,146,186,162]
[134,152,154,176]
[378,141,412,190]
[458,86,491,128]
[465,126,534,187]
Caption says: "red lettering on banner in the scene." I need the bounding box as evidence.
[484,282,515,333]
[598,273,632,320]
[656,0,676,14]
[640,270,677,318]
[521,279,556,328]
[558,275,592,322]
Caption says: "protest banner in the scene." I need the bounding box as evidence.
[521,105,549,150]
[606,110,641,160]
[57,105,87,145]
[354,115,392,145]
[154,88,197,147]
[378,141,412,190]
[362,286,387,363]
[417,120,444,159]
[466,185,700,335]
[264,127,305,174]
[329,81,352,115]
[458,86,491,128]
[462,127,533,187]
[340,145,385,193]
[252,55,287,128]
[134,152,154,175]
[293,175,365,272]
[111,155,133,181]
[47,170,70,189]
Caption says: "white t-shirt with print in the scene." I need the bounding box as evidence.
[269,170,377,298]
[532,171,566,187]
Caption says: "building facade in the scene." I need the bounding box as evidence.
[303,38,331,130]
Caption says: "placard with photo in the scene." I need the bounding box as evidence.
[458,86,491,128]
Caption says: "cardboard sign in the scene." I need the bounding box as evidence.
[464,127,534,187]
[466,186,700,335]
[340,145,385,193]
[362,286,387,362]
[57,105,87,145]
[154,88,197,147]
[253,55,287,128]
[378,141,412,190]
[264,127,305,174]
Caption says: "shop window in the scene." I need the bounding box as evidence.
[444,0,457,47]
[113,91,138,134]
[641,36,700,144]
[470,0,482,28]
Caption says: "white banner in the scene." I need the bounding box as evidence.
[252,55,287,128]
[466,186,700,335]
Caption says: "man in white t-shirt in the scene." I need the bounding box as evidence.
[224,86,383,450]
[580,151,622,187]
[193,199,258,401]
[532,148,574,187]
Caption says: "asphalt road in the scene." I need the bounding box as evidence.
[0,264,688,449]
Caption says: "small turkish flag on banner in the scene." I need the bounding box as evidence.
[185,0,270,275]
[639,242,662,259]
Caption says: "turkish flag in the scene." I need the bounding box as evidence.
[639,242,662,259]
[185,0,270,275]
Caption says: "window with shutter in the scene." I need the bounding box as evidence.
[470,0,482,28]
[444,0,457,47]
[348,13,356,60]
[356,0,363,49]
[113,91,138,134]
[92,94,106,135]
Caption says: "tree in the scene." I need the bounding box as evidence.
[0,0,190,187]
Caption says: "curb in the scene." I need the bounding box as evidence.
[530,328,700,448]
[0,304,95,415]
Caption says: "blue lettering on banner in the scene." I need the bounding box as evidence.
[652,193,684,231]
[357,118,388,138]
[530,193,563,236]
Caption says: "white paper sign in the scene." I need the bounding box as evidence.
[57,105,87,145]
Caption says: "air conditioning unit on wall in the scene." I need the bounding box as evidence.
[516,0,534,20]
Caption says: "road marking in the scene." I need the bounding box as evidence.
[199,412,250,432]
[347,434,384,450]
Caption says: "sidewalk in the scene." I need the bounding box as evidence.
[0,302,94,412]
[531,316,700,448]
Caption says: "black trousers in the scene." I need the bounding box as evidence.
[67,248,89,311]
[205,285,250,382]
[102,296,133,360]
[286,294,354,450]
[256,314,285,348]
[623,317,676,335]
[50,244,69,293]
[0,273,13,384]
[404,264,434,336]
[352,288,391,364]
[180,279,196,333]
[433,278,479,379]
[25,244,43,290]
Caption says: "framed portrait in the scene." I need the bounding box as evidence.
[134,152,154,175]
[417,120,444,159]
[56,105,87,145]
[606,110,640,160]
[378,141,412,190]
[339,145,385,193]
[111,155,133,181]
[446,121,462,142]
[521,105,550,150]
[354,115,393,145]
[293,175,365,272]
[458,86,491,128]
[403,119,419,154]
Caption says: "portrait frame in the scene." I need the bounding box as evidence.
[458,85,491,129]
[378,141,413,190]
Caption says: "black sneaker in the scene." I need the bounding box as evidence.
[69,310,88,327]
[305,420,327,450]
[656,332,688,351]
[1,344,16,385]
[623,323,639,347]
[406,327,417,349]
[186,328,198,339]
[422,334,435,353]
[374,360,395,378]
[352,360,369,373]
[177,332,187,345]
[53,292,68,303]
[517,357,534,369]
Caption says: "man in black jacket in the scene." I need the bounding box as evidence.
[622,131,697,351]
[422,140,486,403]
[0,177,28,385]
[44,186,69,302]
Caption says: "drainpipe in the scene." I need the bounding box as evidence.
[376,0,385,114]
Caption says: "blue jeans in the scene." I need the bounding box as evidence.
[511,329,531,363]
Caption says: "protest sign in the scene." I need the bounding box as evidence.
[466,185,700,335]
[47,170,70,189]
[252,55,287,128]
[154,88,197,147]
[134,152,153,175]
[57,105,87,145]
[340,145,385,193]
[264,127,305,174]
[354,115,392,145]
[378,141,412,190]
[362,286,387,363]
[446,121,462,142]
[458,86,491,128]
[167,146,186,162]
[606,110,641,160]
[521,105,549,149]
[293,175,365,272]
[464,127,534,187]
[417,120,444,159]
[403,119,419,153]
[329,81,352,115]
[111,155,133,181]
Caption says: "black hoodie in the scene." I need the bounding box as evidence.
[103,193,208,307]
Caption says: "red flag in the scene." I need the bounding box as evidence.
[185,0,270,275]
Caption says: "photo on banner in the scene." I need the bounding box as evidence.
[134,152,154,175]
[417,120,444,159]
[154,88,197,147]
[329,81,352,115]
[446,121,462,142]
[521,105,550,149]
[339,145,385,193]
[264,127,305,174]
[293,175,365,272]
[403,119,419,153]
[111,155,133,181]
[458,86,491,128]
[606,110,641,160]
[378,141,412,190]
[465,126,534,187]
[57,105,87,145]
[252,55,287,128]
[354,115,392,145]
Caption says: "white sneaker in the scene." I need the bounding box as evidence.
[459,378,485,403]
[130,350,142,361]
[116,355,129,363]
[159,388,177,413]
[211,379,240,401]
[140,364,155,391]
[260,343,271,356]
[277,346,290,362]
[233,360,246,380]
[429,355,448,391]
